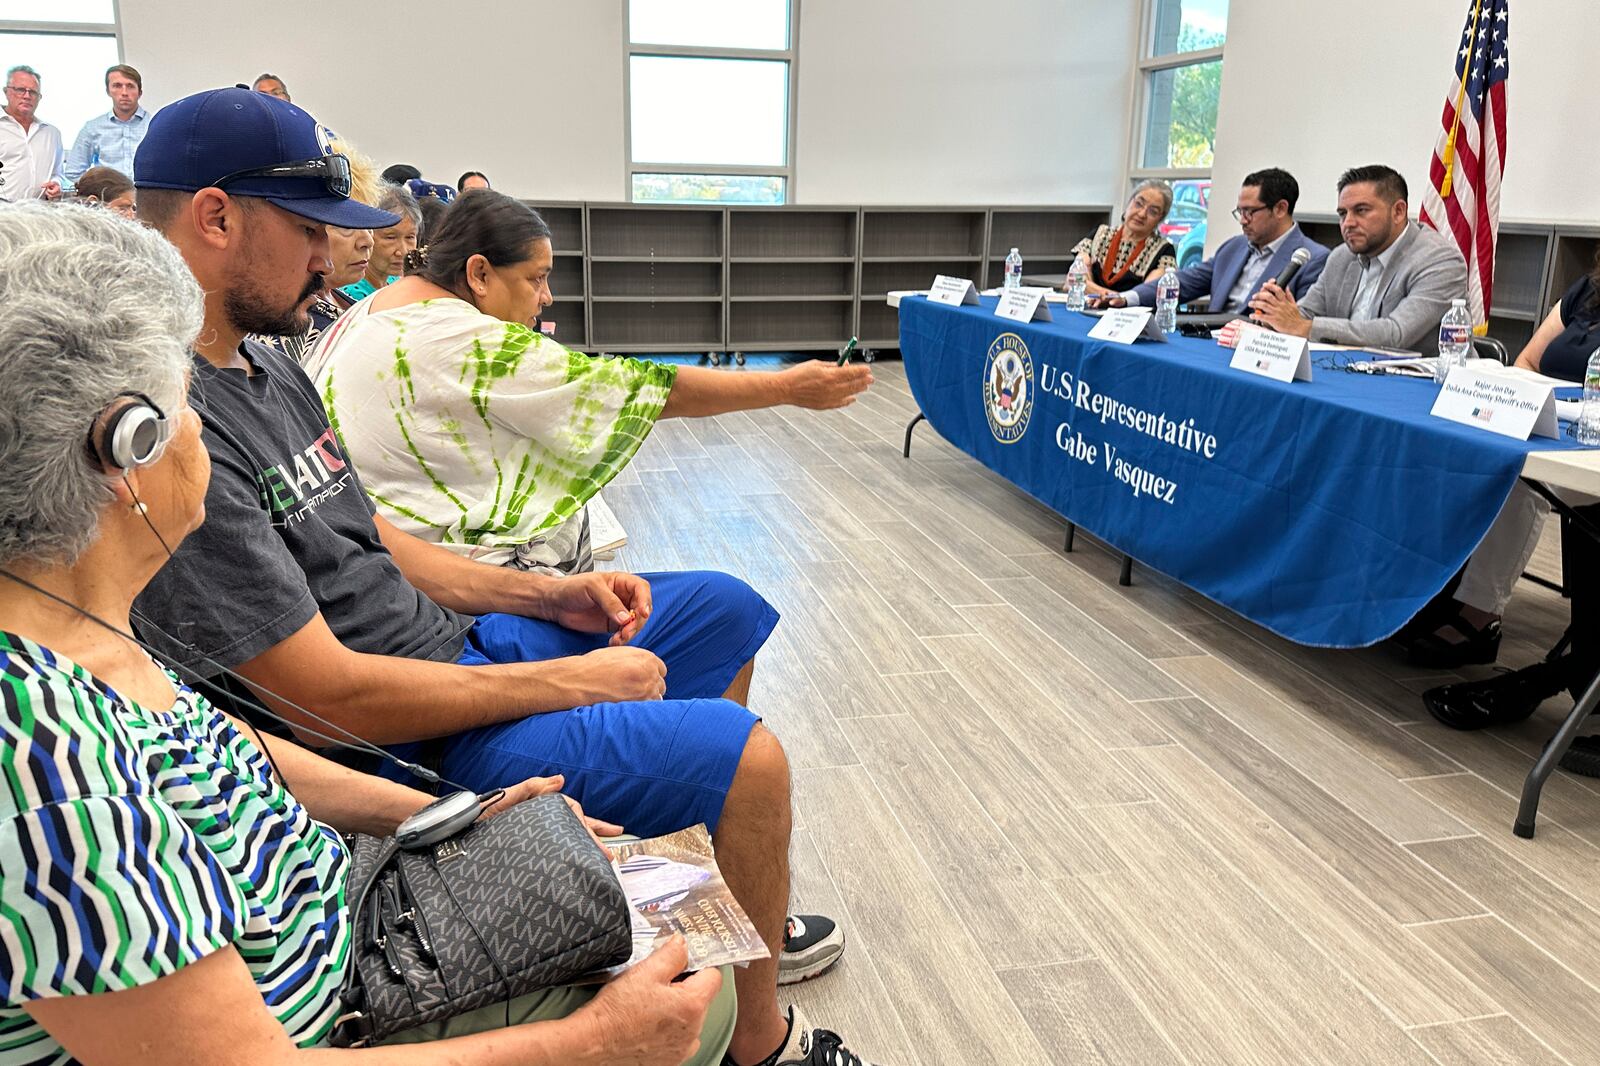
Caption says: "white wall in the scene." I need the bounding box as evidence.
[118,0,628,202]
[1208,0,1599,250]
[795,0,1137,205]
[117,0,1135,208]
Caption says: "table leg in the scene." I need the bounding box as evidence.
[1515,672,1599,838]
[1120,555,1134,586]
[902,413,926,459]
[1063,522,1076,553]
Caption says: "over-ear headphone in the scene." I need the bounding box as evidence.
[93,392,172,471]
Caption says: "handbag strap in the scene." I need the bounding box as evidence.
[332,835,402,1045]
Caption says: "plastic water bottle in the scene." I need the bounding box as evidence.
[1155,267,1180,334]
[1577,346,1600,446]
[1064,258,1088,312]
[1004,247,1023,290]
[1434,298,1472,383]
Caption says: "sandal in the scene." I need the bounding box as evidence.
[1422,660,1568,730]
[1407,615,1502,669]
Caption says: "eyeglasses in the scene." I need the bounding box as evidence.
[1231,205,1270,222]
[5,85,40,97]
[213,154,352,199]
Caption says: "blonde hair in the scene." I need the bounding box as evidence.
[329,138,381,210]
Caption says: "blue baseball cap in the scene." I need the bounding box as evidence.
[134,87,399,229]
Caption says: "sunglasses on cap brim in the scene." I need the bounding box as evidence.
[213,154,353,200]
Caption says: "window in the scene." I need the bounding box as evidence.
[1,1,123,181]
[626,0,797,204]
[1128,0,1226,261]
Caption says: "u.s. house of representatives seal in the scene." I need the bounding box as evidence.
[983,332,1034,444]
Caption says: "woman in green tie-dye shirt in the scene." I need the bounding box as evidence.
[308,190,873,573]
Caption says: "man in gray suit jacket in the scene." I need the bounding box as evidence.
[1250,165,1467,355]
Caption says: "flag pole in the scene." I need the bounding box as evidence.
[1440,0,1484,197]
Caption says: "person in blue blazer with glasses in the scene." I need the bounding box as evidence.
[1104,167,1329,314]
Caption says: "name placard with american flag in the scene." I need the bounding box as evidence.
[1419,0,1509,332]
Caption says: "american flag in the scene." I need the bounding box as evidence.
[1420,0,1509,332]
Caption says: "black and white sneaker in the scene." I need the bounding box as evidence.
[778,914,845,985]
[726,1006,885,1066]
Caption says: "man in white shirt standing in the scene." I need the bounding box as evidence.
[0,65,64,202]
[64,64,149,189]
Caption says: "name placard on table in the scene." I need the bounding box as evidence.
[1228,324,1311,383]
[927,275,980,306]
[1430,365,1559,441]
[993,287,1054,323]
[1086,307,1167,345]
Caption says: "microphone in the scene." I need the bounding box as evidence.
[1267,247,1313,293]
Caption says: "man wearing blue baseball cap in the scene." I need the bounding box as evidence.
[130,87,873,1066]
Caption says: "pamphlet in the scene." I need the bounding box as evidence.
[596,825,770,978]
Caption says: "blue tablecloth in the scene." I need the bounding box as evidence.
[899,295,1589,647]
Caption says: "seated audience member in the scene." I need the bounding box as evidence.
[307,190,873,574]
[459,169,491,192]
[340,181,420,300]
[63,64,148,188]
[1,65,64,201]
[252,140,382,363]
[131,88,875,1066]
[252,72,291,101]
[1103,168,1328,312]
[382,162,422,184]
[72,164,136,218]
[1405,252,1600,668]
[1070,180,1176,296]
[0,201,737,1066]
[1249,165,1467,355]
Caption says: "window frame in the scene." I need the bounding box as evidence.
[623,0,800,204]
[1124,0,1225,190]
[1,4,125,172]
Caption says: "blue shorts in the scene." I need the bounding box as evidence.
[383,571,778,837]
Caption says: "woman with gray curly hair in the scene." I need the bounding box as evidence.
[0,203,734,1065]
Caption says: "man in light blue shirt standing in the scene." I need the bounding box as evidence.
[63,65,148,189]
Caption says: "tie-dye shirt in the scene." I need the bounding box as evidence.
[307,297,675,566]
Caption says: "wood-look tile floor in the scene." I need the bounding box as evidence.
[603,360,1598,1066]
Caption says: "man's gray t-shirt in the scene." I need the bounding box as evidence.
[135,341,470,675]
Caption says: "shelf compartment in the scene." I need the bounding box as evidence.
[1548,232,1600,305]
[986,256,1074,289]
[861,210,986,258]
[1493,231,1553,315]
[729,294,853,303]
[729,299,853,349]
[729,209,857,259]
[731,255,855,264]
[591,300,723,349]
[861,258,984,295]
[587,207,723,258]
[526,204,584,254]
[859,302,904,348]
[988,208,1106,257]
[590,259,721,299]
[538,306,586,348]
[730,260,855,298]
